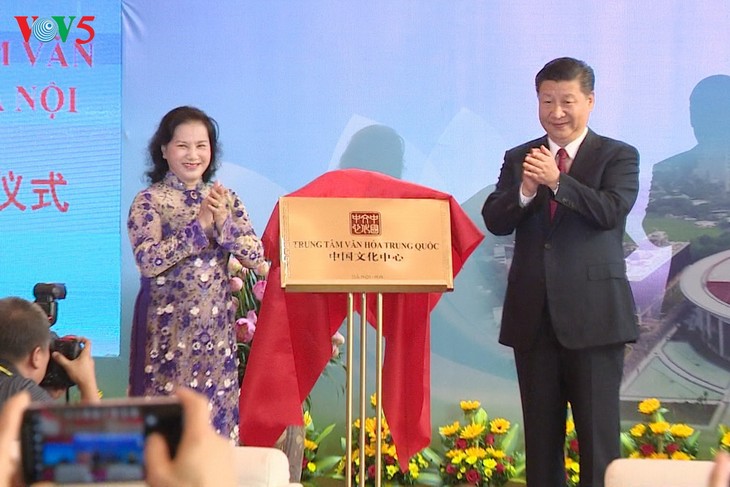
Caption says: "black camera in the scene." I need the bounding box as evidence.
[33,283,82,390]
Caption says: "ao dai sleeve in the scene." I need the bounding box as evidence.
[127,191,210,278]
[216,191,264,268]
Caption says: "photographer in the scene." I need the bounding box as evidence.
[0,297,99,409]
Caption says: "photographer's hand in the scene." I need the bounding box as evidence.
[145,388,236,487]
[53,337,100,404]
[0,392,29,487]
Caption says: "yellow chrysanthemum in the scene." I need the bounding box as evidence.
[486,447,506,459]
[638,398,661,415]
[670,451,692,460]
[629,451,642,459]
[669,423,694,438]
[565,457,580,473]
[304,439,318,451]
[483,458,497,471]
[650,453,669,459]
[566,419,575,435]
[439,421,461,436]
[385,465,398,479]
[649,421,670,435]
[450,451,467,464]
[630,423,647,437]
[460,422,486,440]
[569,473,580,484]
[490,418,510,434]
[303,411,312,428]
[722,431,730,448]
[370,393,378,408]
[364,417,377,435]
[445,449,461,459]
[408,463,420,478]
[382,443,397,457]
[306,461,316,473]
[460,400,481,412]
[465,447,487,459]
[364,444,376,457]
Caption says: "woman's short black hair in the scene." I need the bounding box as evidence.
[146,106,221,184]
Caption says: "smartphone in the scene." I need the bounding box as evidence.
[20,396,183,485]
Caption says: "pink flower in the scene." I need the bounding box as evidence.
[666,442,680,454]
[227,255,243,274]
[255,260,271,277]
[252,279,267,301]
[331,331,345,358]
[236,310,258,343]
[485,434,495,446]
[639,443,656,456]
[445,463,457,475]
[455,438,468,449]
[465,469,481,484]
[229,276,243,293]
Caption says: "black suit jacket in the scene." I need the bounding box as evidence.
[482,129,640,351]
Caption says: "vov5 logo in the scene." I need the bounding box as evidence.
[15,16,95,44]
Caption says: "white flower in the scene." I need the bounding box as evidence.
[194,258,203,267]
[156,276,166,285]
[190,307,200,316]
[200,273,210,283]
[150,349,159,359]
[177,341,186,349]
[217,340,225,349]
[164,304,174,314]
[223,378,232,388]
[205,378,213,388]
[211,305,219,316]
[144,365,153,373]
[164,382,174,392]
[165,351,174,361]
[206,342,214,351]
[155,307,166,316]
[224,347,231,357]
[192,342,201,351]
[208,258,216,267]
[190,378,198,388]
[217,390,225,396]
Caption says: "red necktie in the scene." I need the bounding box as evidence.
[550,148,568,220]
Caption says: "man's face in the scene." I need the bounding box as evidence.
[538,79,594,146]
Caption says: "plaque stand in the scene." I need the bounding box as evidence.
[279,195,454,487]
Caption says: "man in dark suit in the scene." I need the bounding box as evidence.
[482,57,639,487]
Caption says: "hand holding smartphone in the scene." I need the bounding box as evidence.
[20,397,182,485]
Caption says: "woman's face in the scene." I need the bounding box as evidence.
[161,121,211,188]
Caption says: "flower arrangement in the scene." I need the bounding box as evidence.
[301,409,341,483]
[337,394,437,486]
[229,256,346,387]
[228,255,269,385]
[438,400,523,487]
[564,404,580,487]
[620,398,699,460]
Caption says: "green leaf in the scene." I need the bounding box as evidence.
[500,422,520,452]
[314,455,343,475]
[314,423,336,444]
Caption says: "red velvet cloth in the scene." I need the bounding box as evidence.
[239,169,483,466]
